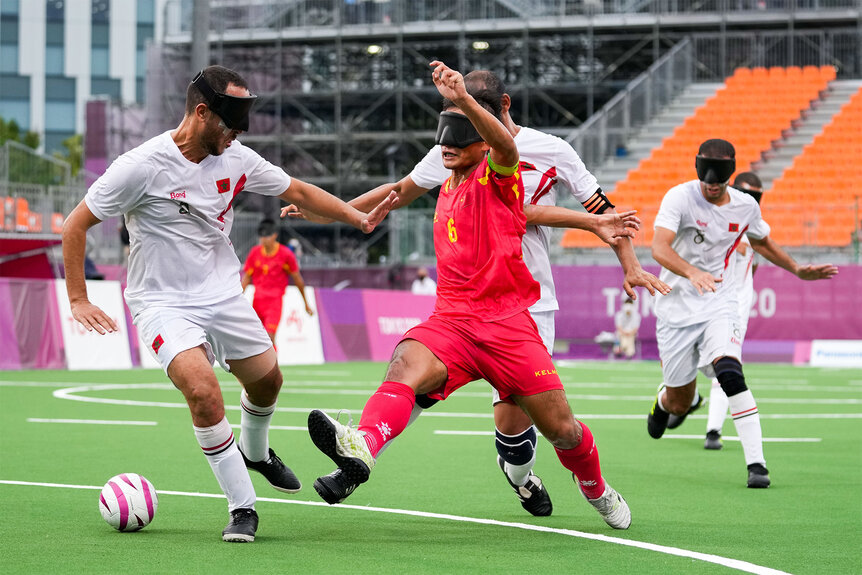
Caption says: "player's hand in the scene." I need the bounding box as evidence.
[594,210,640,244]
[623,267,671,299]
[687,268,722,295]
[70,300,118,335]
[361,190,399,233]
[305,304,315,317]
[796,263,838,280]
[280,204,334,224]
[430,61,467,103]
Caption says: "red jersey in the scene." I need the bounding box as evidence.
[243,244,298,298]
[432,156,540,321]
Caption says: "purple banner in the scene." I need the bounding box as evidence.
[315,289,370,362]
[0,278,65,369]
[361,289,436,361]
[0,280,21,369]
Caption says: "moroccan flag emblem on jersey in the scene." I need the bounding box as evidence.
[728,223,739,232]
[216,178,231,193]
[152,334,164,353]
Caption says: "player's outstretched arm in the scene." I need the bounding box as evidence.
[278,178,398,233]
[653,226,719,295]
[430,60,517,168]
[749,235,838,280]
[61,200,118,334]
[606,211,671,298]
[281,176,428,222]
[523,205,640,243]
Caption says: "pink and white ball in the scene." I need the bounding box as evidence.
[99,473,158,531]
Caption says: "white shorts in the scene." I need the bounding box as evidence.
[656,315,743,387]
[134,294,272,374]
[491,309,555,405]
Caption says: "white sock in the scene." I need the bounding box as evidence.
[706,378,729,433]
[503,450,536,487]
[376,402,424,457]
[727,390,766,467]
[194,416,255,511]
[657,386,669,412]
[238,390,275,462]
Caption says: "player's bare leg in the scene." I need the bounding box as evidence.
[308,340,446,504]
[647,379,697,439]
[168,346,257,541]
[515,390,630,529]
[228,348,301,494]
[493,400,553,516]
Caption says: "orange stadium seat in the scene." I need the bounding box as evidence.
[14,198,29,232]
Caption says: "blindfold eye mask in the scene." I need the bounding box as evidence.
[695,156,736,184]
[192,71,257,132]
[435,111,484,148]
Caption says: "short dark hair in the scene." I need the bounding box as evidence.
[186,65,249,116]
[441,70,505,119]
[698,138,736,159]
[733,171,763,190]
[257,219,278,237]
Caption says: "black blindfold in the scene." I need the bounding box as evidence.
[695,156,735,184]
[435,111,484,149]
[192,71,257,132]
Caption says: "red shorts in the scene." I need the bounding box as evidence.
[252,294,283,334]
[402,309,563,402]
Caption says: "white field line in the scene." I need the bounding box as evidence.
[0,479,791,575]
[26,418,157,426]
[433,430,821,443]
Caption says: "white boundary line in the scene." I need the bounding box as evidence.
[26,418,157,426]
[0,479,791,575]
[434,430,822,443]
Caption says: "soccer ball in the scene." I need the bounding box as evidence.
[98,473,159,532]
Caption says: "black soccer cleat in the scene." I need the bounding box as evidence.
[497,456,553,517]
[704,430,723,450]
[313,468,359,505]
[222,508,258,542]
[307,409,374,498]
[667,392,704,430]
[747,463,771,489]
[647,390,670,439]
[240,447,302,493]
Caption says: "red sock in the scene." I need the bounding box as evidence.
[554,421,606,499]
[358,381,416,458]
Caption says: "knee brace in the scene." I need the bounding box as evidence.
[714,357,747,397]
[415,393,439,410]
[495,426,537,466]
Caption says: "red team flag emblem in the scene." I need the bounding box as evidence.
[728,223,739,232]
[216,178,231,194]
[152,334,164,354]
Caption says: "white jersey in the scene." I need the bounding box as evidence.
[85,131,291,317]
[734,235,757,327]
[653,181,770,327]
[409,126,599,313]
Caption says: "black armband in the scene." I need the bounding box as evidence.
[582,188,615,214]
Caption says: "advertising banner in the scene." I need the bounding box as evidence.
[809,340,862,367]
[244,285,324,365]
[361,289,436,361]
[54,280,132,370]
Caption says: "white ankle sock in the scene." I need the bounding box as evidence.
[239,390,275,462]
[727,390,765,466]
[706,378,729,433]
[194,416,255,511]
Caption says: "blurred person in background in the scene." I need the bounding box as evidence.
[614,298,640,359]
[410,266,437,295]
[242,218,314,344]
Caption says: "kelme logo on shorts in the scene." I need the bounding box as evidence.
[152,334,164,354]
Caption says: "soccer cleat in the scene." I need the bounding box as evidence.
[580,481,631,529]
[497,456,553,517]
[222,508,258,542]
[240,447,302,494]
[747,463,771,488]
[647,387,670,439]
[313,468,359,505]
[307,409,375,500]
[667,393,704,429]
[704,430,723,450]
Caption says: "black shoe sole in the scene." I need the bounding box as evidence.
[313,475,349,505]
[307,410,371,493]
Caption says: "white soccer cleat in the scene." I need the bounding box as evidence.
[308,410,375,489]
[581,481,631,529]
